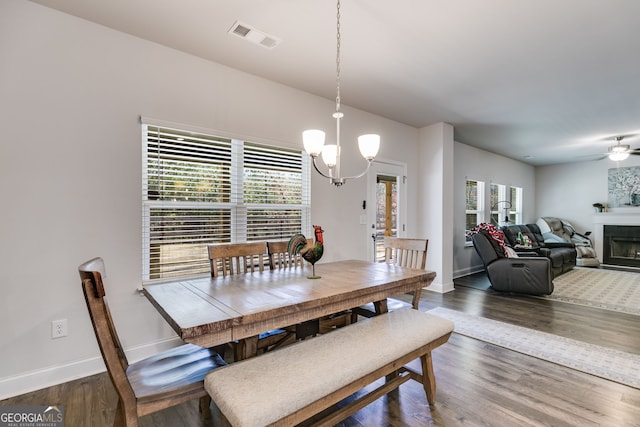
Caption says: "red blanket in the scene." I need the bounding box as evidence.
[467,223,507,255]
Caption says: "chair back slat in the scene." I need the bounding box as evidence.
[207,242,268,277]
[383,237,429,269]
[267,240,312,269]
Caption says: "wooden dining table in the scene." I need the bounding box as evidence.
[143,259,436,359]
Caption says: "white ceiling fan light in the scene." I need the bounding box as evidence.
[608,136,630,161]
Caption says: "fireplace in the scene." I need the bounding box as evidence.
[603,225,640,268]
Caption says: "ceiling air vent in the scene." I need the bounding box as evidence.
[228,21,282,50]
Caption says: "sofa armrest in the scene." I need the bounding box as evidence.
[513,250,539,257]
[543,242,575,249]
[538,247,551,257]
[512,246,550,258]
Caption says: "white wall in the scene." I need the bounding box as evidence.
[535,157,640,234]
[417,123,455,292]
[454,142,640,276]
[0,0,419,398]
[453,142,536,276]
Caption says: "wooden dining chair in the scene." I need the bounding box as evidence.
[384,237,429,270]
[267,239,309,270]
[267,240,352,335]
[208,242,296,355]
[352,237,429,320]
[207,241,268,277]
[78,257,226,427]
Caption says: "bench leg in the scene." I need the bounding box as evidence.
[420,352,436,405]
[199,396,212,420]
[220,413,233,427]
[313,372,412,427]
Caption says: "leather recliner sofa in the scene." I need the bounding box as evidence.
[471,230,554,295]
[501,223,576,278]
[536,217,600,267]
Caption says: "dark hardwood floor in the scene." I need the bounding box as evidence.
[3,273,640,426]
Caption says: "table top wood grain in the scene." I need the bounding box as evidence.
[143,259,436,349]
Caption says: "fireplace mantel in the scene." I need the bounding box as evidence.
[593,211,640,225]
[593,211,640,264]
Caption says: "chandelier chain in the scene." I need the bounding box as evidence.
[302,0,379,186]
[335,0,341,112]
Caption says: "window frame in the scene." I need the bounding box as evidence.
[490,183,508,226]
[141,120,311,284]
[465,179,485,245]
[510,185,523,225]
[490,182,523,226]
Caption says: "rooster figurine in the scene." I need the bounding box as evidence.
[288,225,324,279]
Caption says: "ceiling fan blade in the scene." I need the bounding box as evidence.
[629,149,640,155]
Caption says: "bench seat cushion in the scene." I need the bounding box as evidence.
[204,308,454,426]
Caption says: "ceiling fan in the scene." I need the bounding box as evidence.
[606,136,640,161]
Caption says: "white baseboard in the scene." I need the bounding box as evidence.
[426,281,455,293]
[453,265,485,278]
[0,356,106,401]
[0,337,183,400]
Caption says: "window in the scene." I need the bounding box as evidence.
[142,124,310,283]
[490,183,507,225]
[465,179,484,242]
[490,183,523,226]
[510,186,523,224]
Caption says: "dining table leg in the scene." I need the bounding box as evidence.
[411,288,424,309]
[236,335,259,361]
[373,299,389,315]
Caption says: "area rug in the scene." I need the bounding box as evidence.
[544,267,640,315]
[427,307,640,389]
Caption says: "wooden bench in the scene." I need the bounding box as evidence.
[204,308,454,426]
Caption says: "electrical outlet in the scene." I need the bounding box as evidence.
[51,319,68,339]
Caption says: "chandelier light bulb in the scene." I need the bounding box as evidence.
[303,130,326,157]
[321,145,339,168]
[358,134,381,160]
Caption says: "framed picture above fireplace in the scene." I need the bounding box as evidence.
[608,166,640,208]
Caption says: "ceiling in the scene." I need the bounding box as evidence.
[30,0,640,166]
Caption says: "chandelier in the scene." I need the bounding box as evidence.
[302,0,380,187]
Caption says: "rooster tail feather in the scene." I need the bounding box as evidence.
[288,234,308,257]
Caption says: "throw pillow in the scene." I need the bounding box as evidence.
[504,246,519,258]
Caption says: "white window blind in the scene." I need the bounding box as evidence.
[244,142,309,241]
[142,123,310,283]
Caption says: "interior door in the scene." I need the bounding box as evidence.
[367,161,406,262]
